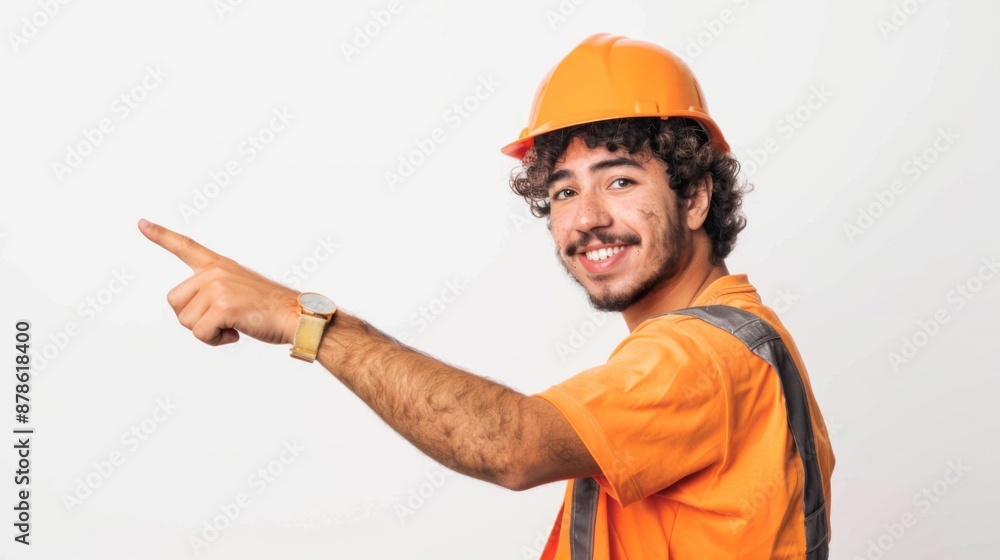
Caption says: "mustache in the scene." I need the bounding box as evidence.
[565,230,641,256]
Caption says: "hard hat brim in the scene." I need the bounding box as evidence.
[501,113,731,161]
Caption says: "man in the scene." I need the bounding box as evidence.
[139,33,834,559]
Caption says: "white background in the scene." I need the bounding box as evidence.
[1,0,998,558]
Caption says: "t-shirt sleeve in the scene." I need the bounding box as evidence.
[534,319,727,508]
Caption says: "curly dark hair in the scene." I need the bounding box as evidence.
[508,117,751,265]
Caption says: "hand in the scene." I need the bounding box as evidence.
[138,218,301,347]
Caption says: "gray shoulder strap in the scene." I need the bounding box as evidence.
[567,305,830,559]
[668,305,829,559]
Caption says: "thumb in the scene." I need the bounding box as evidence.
[218,328,240,345]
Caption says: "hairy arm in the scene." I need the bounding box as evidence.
[135,219,596,490]
[315,310,600,490]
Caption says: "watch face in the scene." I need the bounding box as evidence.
[299,292,336,314]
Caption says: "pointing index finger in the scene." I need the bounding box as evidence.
[138,218,222,271]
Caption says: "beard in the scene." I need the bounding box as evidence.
[557,204,692,313]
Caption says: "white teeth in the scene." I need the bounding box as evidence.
[585,245,624,261]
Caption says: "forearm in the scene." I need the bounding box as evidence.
[138,217,590,487]
[314,310,529,487]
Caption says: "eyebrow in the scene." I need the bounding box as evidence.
[546,156,645,190]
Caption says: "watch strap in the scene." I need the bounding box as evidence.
[290,313,329,362]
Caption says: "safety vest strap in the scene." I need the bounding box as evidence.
[569,477,600,560]
[567,305,829,560]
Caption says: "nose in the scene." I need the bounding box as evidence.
[572,189,612,233]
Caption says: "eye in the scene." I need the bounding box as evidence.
[551,188,575,200]
[611,177,634,189]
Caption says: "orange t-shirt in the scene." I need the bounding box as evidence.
[534,274,835,559]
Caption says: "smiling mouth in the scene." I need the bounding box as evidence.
[576,244,634,274]
[582,245,626,262]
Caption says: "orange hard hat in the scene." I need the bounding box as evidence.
[501,33,730,159]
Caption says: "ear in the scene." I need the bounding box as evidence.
[685,174,713,231]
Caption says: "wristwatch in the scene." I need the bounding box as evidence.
[289,292,337,363]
